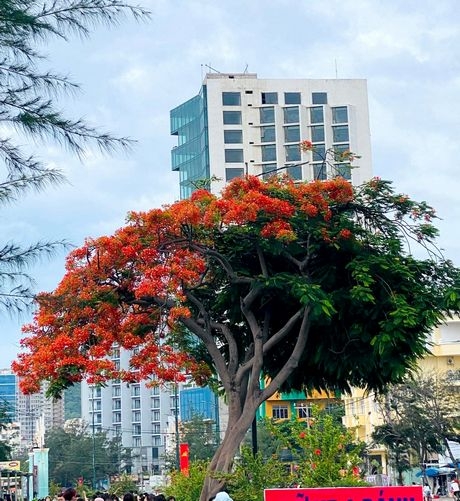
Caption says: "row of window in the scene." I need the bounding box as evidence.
[222,91,330,106]
[111,410,162,424]
[133,435,162,447]
[225,137,349,165]
[271,404,338,420]
[111,395,163,411]
[223,106,348,126]
[111,385,160,397]
[225,162,351,183]
[255,124,349,145]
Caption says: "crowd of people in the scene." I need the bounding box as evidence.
[48,488,176,501]
[422,477,460,501]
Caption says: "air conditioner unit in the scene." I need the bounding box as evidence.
[447,357,455,365]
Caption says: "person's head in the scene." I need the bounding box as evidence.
[123,494,134,501]
[214,493,232,501]
[63,489,77,501]
[166,497,176,501]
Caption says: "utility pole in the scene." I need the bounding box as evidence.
[174,383,180,470]
[91,385,96,488]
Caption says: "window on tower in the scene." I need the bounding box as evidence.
[313,163,327,180]
[225,168,244,182]
[312,92,328,104]
[284,125,300,143]
[223,110,242,125]
[285,144,301,163]
[222,92,241,106]
[224,130,243,144]
[261,92,278,104]
[311,125,325,143]
[332,125,349,142]
[310,106,324,124]
[283,107,299,124]
[284,92,301,105]
[225,149,244,163]
[287,165,302,181]
[261,144,277,162]
[260,107,275,124]
[312,144,326,162]
[261,126,276,143]
[262,163,277,180]
[332,106,348,124]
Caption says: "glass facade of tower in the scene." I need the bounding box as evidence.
[170,86,209,199]
[0,373,17,420]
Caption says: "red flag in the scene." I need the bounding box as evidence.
[179,443,189,476]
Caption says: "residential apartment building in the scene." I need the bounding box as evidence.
[80,346,175,478]
[170,72,373,199]
[0,371,65,452]
[17,380,65,450]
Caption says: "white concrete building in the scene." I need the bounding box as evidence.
[171,72,373,199]
[80,347,174,476]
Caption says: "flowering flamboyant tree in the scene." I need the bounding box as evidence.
[13,174,460,501]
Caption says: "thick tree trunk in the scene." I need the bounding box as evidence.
[199,397,257,501]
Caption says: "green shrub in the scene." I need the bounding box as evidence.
[165,461,208,501]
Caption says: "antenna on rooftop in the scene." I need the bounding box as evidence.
[335,58,338,78]
[243,64,248,74]
[204,64,221,74]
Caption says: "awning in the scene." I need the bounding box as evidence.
[416,467,440,477]
[416,467,455,477]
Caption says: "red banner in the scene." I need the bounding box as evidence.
[179,443,189,476]
[264,486,422,501]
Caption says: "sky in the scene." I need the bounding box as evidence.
[2,0,460,368]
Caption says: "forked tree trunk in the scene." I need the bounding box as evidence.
[199,395,258,501]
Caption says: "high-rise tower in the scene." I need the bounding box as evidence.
[171,73,372,199]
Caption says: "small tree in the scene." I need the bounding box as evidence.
[220,446,293,501]
[372,372,460,484]
[165,461,208,501]
[13,175,460,501]
[265,408,367,488]
[180,413,219,462]
[45,424,130,486]
[108,474,138,497]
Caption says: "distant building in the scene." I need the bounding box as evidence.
[0,370,17,420]
[17,380,65,450]
[80,347,173,476]
[171,72,373,199]
[0,371,64,451]
[259,388,340,422]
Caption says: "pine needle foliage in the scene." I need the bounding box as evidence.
[0,0,150,313]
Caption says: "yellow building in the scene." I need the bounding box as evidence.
[259,388,339,421]
[341,316,460,477]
